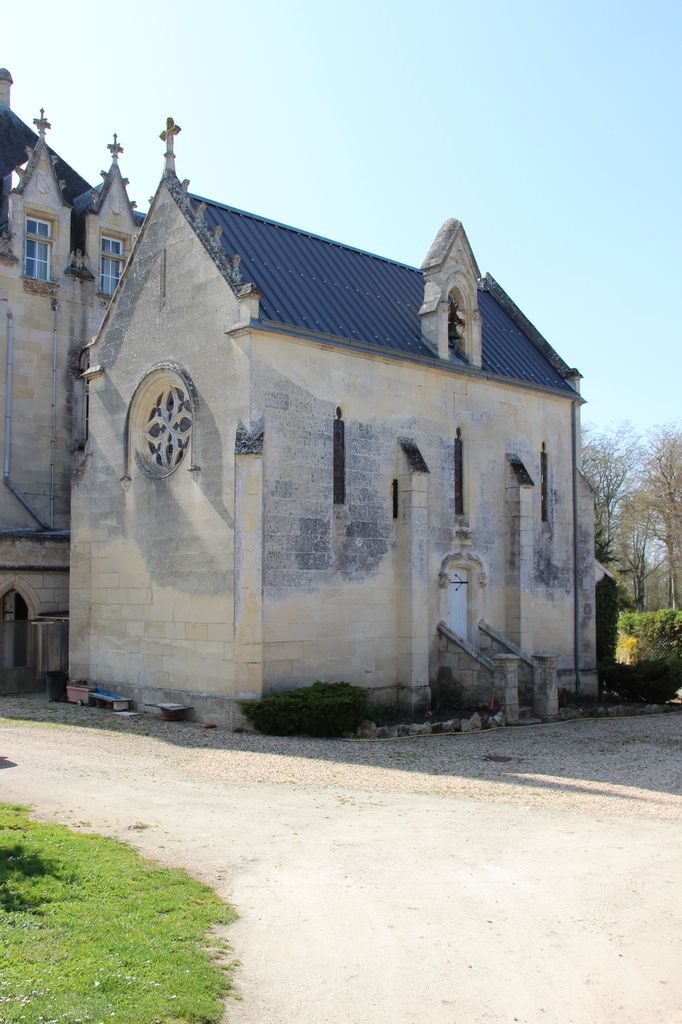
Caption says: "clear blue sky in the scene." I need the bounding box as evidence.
[6,0,681,433]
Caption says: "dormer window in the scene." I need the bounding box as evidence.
[25,217,51,280]
[100,236,123,295]
[447,295,466,360]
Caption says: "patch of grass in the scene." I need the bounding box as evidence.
[0,803,235,1023]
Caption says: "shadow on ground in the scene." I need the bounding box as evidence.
[2,692,681,806]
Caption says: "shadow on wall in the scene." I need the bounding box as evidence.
[81,205,234,595]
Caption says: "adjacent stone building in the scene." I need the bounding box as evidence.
[69,122,597,724]
[0,69,140,689]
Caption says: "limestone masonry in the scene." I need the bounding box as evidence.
[0,73,597,723]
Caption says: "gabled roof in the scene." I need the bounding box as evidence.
[183,190,576,394]
[0,106,91,203]
[197,194,431,359]
[73,170,142,227]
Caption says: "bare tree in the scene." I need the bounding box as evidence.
[581,422,640,563]
[642,423,682,609]
[616,492,664,610]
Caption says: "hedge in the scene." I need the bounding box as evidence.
[618,609,682,662]
[240,681,368,737]
[600,658,682,705]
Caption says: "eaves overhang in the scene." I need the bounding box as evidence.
[241,318,587,404]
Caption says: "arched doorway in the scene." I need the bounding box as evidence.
[2,590,29,667]
[439,552,488,643]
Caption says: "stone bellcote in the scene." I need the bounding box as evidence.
[419,218,482,367]
[0,68,13,108]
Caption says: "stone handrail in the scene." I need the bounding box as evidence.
[437,621,495,672]
[477,619,534,667]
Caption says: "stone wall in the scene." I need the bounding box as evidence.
[69,179,597,710]
[69,186,245,696]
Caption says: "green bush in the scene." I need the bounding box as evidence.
[600,658,682,704]
[240,681,368,737]
[618,609,682,661]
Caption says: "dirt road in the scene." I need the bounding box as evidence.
[1,699,681,1024]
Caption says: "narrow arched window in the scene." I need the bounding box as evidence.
[454,428,464,515]
[333,407,345,504]
[540,442,548,522]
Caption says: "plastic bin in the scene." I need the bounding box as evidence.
[45,670,67,701]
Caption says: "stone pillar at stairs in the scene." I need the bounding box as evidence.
[493,653,519,724]
[532,652,559,717]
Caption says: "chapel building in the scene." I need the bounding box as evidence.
[68,122,597,723]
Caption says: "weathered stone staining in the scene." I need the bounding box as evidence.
[67,116,598,726]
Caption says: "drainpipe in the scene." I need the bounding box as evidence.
[3,307,50,529]
[49,300,58,528]
[571,399,582,694]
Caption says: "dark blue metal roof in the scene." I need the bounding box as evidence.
[477,287,572,392]
[192,194,573,393]
[197,196,431,358]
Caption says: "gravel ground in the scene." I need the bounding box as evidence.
[2,693,681,820]
[3,695,682,1024]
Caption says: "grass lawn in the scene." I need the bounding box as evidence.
[0,803,235,1024]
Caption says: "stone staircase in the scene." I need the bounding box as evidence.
[437,621,559,721]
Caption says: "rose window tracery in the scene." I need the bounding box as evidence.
[130,368,194,478]
[144,384,192,472]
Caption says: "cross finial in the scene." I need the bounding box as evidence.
[108,132,124,163]
[33,107,51,140]
[159,116,181,173]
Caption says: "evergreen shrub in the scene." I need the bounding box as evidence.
[600,658,682,705]
[240,681,368,737]
[595,574,619,665]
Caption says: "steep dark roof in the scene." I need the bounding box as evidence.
[73,183,102,215]
[476,284,571,391]
[198,196,431,359]
[0,106,91,203]
[191,194,575,394]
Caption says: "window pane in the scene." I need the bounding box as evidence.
[27,218,50,238]
[102,237,122,255]
[25,238,49,279]
[36,241,48,279]
[100,256,121,294]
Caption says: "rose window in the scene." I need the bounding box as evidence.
[144,385,192,472]
[130,369,194,478]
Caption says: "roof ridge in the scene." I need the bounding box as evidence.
[188,192,422,275]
